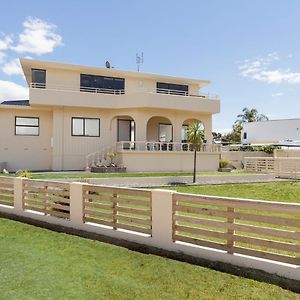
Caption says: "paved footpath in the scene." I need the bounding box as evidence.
[85,174,285,188]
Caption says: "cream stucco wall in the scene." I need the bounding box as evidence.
[0,107,52,172]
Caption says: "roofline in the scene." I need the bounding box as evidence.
[243,118,300,125]
[20,58,210,88]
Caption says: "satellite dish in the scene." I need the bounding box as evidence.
[105,61,111,68]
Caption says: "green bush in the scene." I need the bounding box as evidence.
[219,160,231,168]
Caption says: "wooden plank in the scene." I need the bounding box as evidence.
[116,214,152,226]
[24,193,70,204]
[84,216,114,227]
[83,185,114,194]
[48,209,70,219]
[232,246,299,265]
[83,209,114,219]
[0,182,14,188]
[117,206,152,216]
[0,199,13,206]
[227,207,235,254]
[174,215,300,240]
[116,197,150,207]
[112,187,151,198]
[232,235,300,253]
[115,223,151,235]
[174,193,300,215]
[23,187,70,197]
[174,234,228,251]
[175,225,227,240]
[174,205,300,228]
[0,195,14,201]
[0,177,14,183]
[23,205,47,214]
[83,193,113,202]
[84,201,113,210]
[23,179,69,189]
[0,188,14,194]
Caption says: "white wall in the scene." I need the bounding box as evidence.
[241,119,300,144]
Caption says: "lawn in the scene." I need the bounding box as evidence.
[166,181,300,203]
[1,170,252,180]
[0,218,299,300]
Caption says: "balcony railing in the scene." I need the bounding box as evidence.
[116,141,221,152]
[30,82,218,100]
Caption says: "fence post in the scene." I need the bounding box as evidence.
[14,177,24,213]
[69,182,84,227]
[151,189,174,248]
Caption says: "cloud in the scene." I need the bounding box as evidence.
[10,17,62,55]
[271,92,284,97]
[0,80,28,101]
[0,35,13,51]
[0,52,5,64]
[2,58,23,75]
[214,128,232,134]
[239,52,300,84]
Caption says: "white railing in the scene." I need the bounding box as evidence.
[116,141,221,152]
[85,145,121,170]
[30,82,218,100]
[30,82,124,95]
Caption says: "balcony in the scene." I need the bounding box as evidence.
[29,83,220,113]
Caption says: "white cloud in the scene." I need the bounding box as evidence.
[239,52,300,84]
[2,58,23,75]
[0,52,5,64]
[214,128,232,134]
[271,92,284,97]
[0,80,28,101]
[10,17,62,55]
[0,35,13,51]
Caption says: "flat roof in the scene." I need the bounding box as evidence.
[20,58,210,88]
[243,118,300,125]
[1,100,29,106]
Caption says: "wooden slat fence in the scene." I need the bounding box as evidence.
[243,157,275,173]
[173,193,300,265]
[275,158,300,179]
[83,185,152,235]
[23,179,70,219]
[0,177,14,207]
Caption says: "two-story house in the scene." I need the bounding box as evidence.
[0,58,221,172]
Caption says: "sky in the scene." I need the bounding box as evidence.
[0,0,300,133]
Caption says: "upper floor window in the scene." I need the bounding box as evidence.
[243,132,247,139]
[15,117,39,136]
[31,69,46,88]
[157,82,188,96]
[72,117,100,137]
[80,74,125,94]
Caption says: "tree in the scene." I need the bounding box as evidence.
[187,121,205,183]
[236,107,268,124]
[221,123,242,144]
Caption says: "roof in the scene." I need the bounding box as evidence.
[20,58,210,88]
[1,100,30,106]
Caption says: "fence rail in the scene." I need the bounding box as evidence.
[83,184,152,235]
[243,157,275,173]
[173,193,300,265]
[0,177,14,207]
[23,179,70,219]
[276,158,300,179]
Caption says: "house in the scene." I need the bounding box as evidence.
[241,118,300,145]
[0,58,221,172]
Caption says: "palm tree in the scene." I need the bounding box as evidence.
[187,121,205,183]
[236,108,268,124]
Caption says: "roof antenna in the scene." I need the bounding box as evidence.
[136,52,144,72]
[105,61,111,68]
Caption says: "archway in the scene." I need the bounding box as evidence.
[146,116,173,142]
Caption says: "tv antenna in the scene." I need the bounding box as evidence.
[136,52,144,72]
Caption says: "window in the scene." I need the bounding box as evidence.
[71,118,100,137]
[181,125,188,142]
[157,82,188,95]
[15,117,39,136]
[80,74,125,94]
[31,69,46,88]
[159,124,173,142]
[243,132,247,139]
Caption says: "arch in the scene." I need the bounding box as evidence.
[146,116,173,142]
[110,115,136,142]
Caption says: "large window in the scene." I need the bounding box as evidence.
[157,82,188,96]
[31,69,46,88]
[159,124,173,142]
[15,117,39,136]
[72,117,100,137]
[80,74,125,94]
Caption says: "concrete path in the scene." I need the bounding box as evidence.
[86,174,284,188]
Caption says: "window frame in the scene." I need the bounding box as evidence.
[156,82,189,95]
[31,68,46,88]
[71,117,100,137]
[15,116,40,136]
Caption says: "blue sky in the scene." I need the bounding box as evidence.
[1,0,300,132]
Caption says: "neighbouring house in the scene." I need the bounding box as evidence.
[241,118,300,145]
[0,58,221,172]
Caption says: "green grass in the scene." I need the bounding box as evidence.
[1,170,253,180]
[165,181,300,203]
[0,218,299,300]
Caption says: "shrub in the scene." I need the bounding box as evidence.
[15,169,32,179]
[219,160,231,168]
